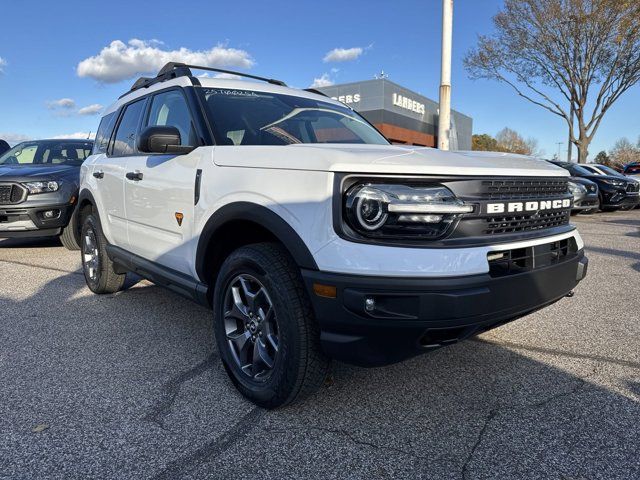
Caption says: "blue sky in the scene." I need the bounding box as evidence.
[0,0,638,158]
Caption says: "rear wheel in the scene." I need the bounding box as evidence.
[59,207,80,250]
[81,213,126,294]
[213,242,330,408]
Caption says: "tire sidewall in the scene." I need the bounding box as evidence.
[213,247,303,406]
[81,214,103,293]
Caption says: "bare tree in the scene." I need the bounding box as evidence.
[464,0,640,163]
[495,127,542,156]
[609,137,640,168]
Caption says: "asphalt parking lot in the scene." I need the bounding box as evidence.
[0,210,639,480]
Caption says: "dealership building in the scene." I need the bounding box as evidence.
[316,78,473,150]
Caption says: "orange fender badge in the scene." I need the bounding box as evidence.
[175,212,184,226]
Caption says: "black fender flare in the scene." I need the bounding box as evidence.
[195,202,319,282]
[78,188,97,212]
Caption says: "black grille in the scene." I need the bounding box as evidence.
[480,178,569,200]
[484,210,570,235]
[0,185,13,204]
[627,182,639,193]
[0,184,26,204]
[488,238,577,277]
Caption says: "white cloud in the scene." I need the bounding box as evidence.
[77,104,103,116]
[323,47,363,63]
[77,39,255,83]
[0,133,31,146]
[310,73,334,88]
[47,98,76,110]
[196,72,242,79]
[52,132,96,140]
[0,57,6,73]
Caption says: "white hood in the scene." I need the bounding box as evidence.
[213,144,568,177]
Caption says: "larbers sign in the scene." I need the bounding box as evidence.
[330,91,426,116]
[391,93,426,115]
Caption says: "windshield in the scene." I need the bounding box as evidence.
[566,164,593,176]
[197,88,389,146]
[0,141,93,166]
[594,164,625,177]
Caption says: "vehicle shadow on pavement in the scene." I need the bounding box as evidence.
[0,236,62,249]
[1,269,639,480]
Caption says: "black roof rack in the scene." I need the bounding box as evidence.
[122,62,287,98]
[304,88,329,97]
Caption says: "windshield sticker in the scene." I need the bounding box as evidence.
[204,89,259,97]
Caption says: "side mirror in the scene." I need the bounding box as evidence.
[137,126,196,154]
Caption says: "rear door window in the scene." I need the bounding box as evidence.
[94,112,117,155]
[110,99,146,156]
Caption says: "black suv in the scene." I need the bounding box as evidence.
[550,161,640,211]
[0,139,94,249]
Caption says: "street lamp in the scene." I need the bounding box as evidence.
[438,0,453,151]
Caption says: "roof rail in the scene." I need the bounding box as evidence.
[123,62,287,97]
[304,88,328,97]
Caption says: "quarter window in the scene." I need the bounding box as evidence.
[146,90,197,146]
[111,99,146,156]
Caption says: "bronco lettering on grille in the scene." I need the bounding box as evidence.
[485,198,572,214]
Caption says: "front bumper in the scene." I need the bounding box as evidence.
[302,249,587,367]
[602,189,640,208]
[572,193,599,210]
[0,203,74,238]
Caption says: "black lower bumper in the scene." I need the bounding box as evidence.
[602,192,640,209]
[0,203,74,238]
[302,251,587,367]
[572,195,599,210]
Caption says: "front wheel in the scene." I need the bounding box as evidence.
[81,213,126,294]
[213,243,330,408]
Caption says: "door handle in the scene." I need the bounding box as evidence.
[126,171,143,181]
[93,170,104,179]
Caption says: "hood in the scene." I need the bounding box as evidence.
[581,173,630,184]
[0,164,79,182]
[213,144,569,177]
[569,176,598,187]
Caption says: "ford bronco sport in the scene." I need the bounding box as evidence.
[79,63,588,407]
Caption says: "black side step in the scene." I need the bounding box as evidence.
[105,244,210,307]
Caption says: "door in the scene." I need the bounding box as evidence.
[124,89,201,274]
[95,102,145,248]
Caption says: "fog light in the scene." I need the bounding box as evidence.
[365,297,375,312]
[43,210,59,219]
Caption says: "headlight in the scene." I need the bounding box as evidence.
[23,181,60,194]
[600,179,625,187]
[344,183,473,240]
[568,181,586,196]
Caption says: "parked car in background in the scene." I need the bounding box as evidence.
[623,162,640,178]
[567,177,599,214]
[550,161,640,211]
[0,140,10,156]
[581,163,640,210]
[0,139,94,249]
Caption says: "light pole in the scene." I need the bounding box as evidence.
[438,0,453,151]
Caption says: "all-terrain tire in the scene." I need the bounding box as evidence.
[59,207,80,250]
[213,242,330,408]
[81,213,126,294]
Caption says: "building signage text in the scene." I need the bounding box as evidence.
[392,93,425,115]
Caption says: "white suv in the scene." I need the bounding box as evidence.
[79,63,588,407]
